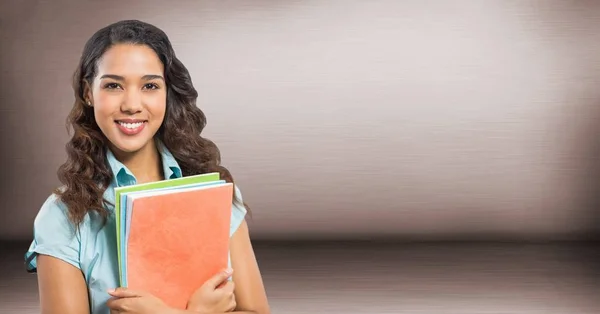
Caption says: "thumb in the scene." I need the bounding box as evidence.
[107,287,145,298]
[205,268,233,289]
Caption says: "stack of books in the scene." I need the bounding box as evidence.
[115,172,232,309]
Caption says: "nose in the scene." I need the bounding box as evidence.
[120,89,143,113]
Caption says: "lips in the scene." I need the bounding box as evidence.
[115,119,148,135]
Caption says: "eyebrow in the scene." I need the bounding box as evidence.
[100,74,165,81]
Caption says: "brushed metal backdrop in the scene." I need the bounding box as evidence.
[1,1,600,241]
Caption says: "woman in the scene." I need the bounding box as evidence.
[24,20,270,314]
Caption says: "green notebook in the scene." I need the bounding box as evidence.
[114,172,221,283]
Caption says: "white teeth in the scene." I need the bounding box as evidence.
[118,121,143,129]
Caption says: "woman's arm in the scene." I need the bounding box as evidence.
[37,254,90,314]
[230,219,270,314]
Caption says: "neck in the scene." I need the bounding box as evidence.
[111,139,164,184]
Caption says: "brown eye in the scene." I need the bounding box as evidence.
[104,83,121,89]
[143,83,159,90]
[144,83,158,89]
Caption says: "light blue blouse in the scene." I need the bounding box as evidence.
[24,141,247,314]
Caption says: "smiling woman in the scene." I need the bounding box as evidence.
[24,20,270,314]
[91,45,167,157]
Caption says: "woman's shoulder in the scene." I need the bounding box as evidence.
[25,190,84,272]
[32,186,105,242]
[32,189,88,240]
[35,185,107,223]
[34,190,70,224]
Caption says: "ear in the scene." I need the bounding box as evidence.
[83,80,93,106]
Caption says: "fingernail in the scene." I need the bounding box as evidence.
[107,288,115,293]
[225,268,233,274]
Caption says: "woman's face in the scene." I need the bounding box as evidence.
[87,43,167,156]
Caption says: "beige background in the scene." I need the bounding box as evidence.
[1,0,600,241]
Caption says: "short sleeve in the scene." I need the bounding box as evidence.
[24,194,81,272]
[229,184,248,237]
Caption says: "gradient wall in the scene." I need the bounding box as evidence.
[1,0,600,241]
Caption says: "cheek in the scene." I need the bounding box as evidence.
[93,92,121,119]
[145,95,167,120]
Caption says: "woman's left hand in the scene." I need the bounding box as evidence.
[106,287,172,314]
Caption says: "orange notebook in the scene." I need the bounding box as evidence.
[125,183,233,309]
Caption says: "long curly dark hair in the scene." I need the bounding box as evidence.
[56,20,247,226]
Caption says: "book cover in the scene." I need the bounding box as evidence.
[125,183,233,309]
[114,172,221,282]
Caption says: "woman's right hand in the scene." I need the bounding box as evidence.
[187,268,236,313]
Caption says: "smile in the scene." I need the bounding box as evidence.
[118,121,144,129]
[115,119,148,135]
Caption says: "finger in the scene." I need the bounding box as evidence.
[216,277,232,289]
[227,298,237,312]
[106,296,134,311]
[204,268,233,289]
[107,287,145,298]
[220,281,235,295]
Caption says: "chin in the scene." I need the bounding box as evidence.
[100,121,159,156]
[109,137,154,155]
